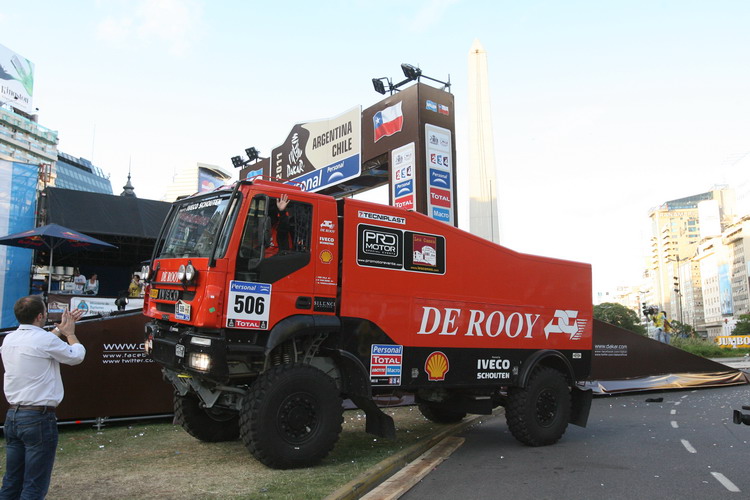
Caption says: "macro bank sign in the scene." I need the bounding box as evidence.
[0,43,35,115]
[267,106,362,193]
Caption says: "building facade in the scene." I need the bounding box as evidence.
[162,162,233,202]
[55,151,113,194]
[647,187,735,325]
[0,105,58,167]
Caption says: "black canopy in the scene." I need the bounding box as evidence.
[46,187,171,239]
[41,187,172,273]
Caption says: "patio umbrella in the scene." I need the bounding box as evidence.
[0,223,117,296]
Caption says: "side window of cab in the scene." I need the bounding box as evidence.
[236,194,312,283]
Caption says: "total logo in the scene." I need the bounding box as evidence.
[425,351,449,381]
[543,310,587,340]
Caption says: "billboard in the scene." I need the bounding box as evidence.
[265,106,361,193]
[197,165,230,193]
[0,43,34,114]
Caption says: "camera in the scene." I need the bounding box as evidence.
[641,305,658,316]
[733,406,750,426]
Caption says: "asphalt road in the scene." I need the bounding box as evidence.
[401,385,750,500]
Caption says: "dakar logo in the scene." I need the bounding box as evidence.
[543,310,586,340]
[425,351,449,381]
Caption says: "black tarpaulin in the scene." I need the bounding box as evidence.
[587,320,749,394]
[45,187,171,239]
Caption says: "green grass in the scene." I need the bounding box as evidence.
[1,407,445,500]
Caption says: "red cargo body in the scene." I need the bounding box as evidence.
[143,180,594,469]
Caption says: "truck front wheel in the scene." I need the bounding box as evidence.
[505,366,570,446]
[174,392,240,442]
[240,363,343,469]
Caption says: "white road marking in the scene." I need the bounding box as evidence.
[671,421,679,428]
[711,472,740,492]
[670,409,676,415]
[681,439,696,453]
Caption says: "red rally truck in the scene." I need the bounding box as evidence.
[143,179,593,469]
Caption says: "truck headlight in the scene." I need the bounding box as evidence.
[185,263,197,282]
[177,264,186,281]
[188,352,211,371]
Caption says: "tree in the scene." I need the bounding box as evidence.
[732,314,750,335]
[593,302,647,335]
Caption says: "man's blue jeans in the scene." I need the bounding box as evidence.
[0,408,58,500]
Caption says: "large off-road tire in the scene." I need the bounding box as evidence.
[417,402,467,424]
[174,392,240,442]
[239,363,343,469]
[505,366,570,446]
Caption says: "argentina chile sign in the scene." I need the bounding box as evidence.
[266,106,361,193]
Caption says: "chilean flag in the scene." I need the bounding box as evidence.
[373,102,403,142]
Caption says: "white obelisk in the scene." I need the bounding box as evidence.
[468,39,500,243]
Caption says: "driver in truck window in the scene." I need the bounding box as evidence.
[264,194,292,258]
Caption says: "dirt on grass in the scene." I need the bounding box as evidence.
[1,407,446,500]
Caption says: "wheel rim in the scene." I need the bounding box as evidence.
[277,392,319,444]
[535,388,559,427]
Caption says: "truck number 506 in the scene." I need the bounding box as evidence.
[234,295,265,315]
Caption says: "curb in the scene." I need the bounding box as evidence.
[325,408,503,500]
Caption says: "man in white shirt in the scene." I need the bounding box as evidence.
[0,296,85,499]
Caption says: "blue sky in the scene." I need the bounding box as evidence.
[1,0,749,293]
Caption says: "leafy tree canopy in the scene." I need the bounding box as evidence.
[593,302,647,335]
[733,314,750,335]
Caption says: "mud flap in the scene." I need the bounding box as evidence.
[570,386,593,427]
[349,395,396,439]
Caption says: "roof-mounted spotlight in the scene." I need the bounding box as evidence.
[372,78,390,95]
[371,64,452,95]
[231,147,263,169]
[401,63,422,81]
[245,147,260,162]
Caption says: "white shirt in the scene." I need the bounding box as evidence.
[1,324,86,407]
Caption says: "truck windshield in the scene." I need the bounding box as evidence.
[159,195,233,258]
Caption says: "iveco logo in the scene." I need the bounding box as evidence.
[159,271,180,283]
[364,230,398,257]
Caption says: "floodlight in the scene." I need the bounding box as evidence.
[372,78,387,95]
[231,156,244,168]
[401,63,422,81]
[245,147,260,162]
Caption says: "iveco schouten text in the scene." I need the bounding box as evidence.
[143,179,593,469]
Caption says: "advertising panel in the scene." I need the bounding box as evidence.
[198,166,229,193]
[0,43,34,114]
[391,142,416,211]
[719,263,733,316]
[425,123,455,225]
[266,106,361,193]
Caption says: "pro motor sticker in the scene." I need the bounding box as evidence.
[370,344,403,386]
[226,281,271,329]
[357,224,445,274]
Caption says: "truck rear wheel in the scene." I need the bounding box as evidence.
[174,392,240,442]
[417,402,467,424]
[240,363,343,469]
[505,366,570,446]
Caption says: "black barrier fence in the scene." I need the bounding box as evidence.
[0,311,173,427]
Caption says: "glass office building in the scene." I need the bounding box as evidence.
[55,151,113,194]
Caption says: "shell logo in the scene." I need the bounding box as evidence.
[424,351,449,381]
[320,249,333,264]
